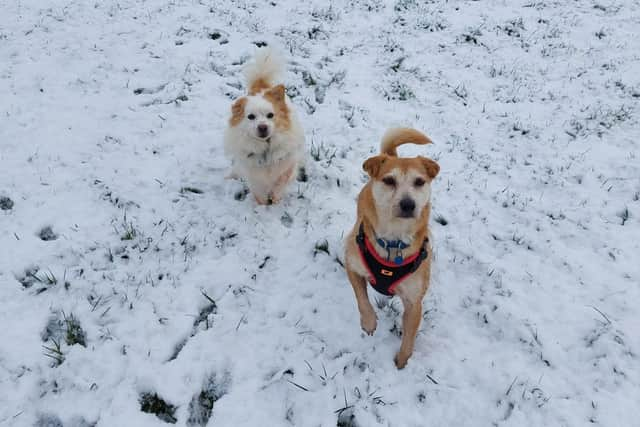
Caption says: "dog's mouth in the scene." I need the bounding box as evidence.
[253,133,271,143]
[251,134,271,144]
[396,211,415,219]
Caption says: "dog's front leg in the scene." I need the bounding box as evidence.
[269,164,295,204]
[395,299,422,369]
[346,269,377,335]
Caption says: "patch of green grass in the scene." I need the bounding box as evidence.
[63,312,86,347]
[381,80,415,101]
[310,140,337,163]
[434,214,448,226]
[41,270,58,285]
[43,338,65,366]
[180,186,204,195]
[618,206,630,225]
[0,196,14,210]
[121,222,137,241]
[38,225,58,241]
[314,239,330,256]
[34,414,63,427]
[187,373,229,426]
[140,392,177,424]
[117,211,138,241]
[194,291,217,330]
[17,266,39,288]
[23,268,58,292]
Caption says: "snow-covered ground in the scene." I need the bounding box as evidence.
[1,0,639,425]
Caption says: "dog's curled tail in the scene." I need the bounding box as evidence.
[380,128,433,156]
[244,47,285,95]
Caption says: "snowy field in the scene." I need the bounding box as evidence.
[1,0,639,426]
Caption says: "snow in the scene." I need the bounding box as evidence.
[1,0,639,426]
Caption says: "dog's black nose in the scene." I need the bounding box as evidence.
[399,197,415,215]
[257,124,269,137]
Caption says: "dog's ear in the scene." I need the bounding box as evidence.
[419,156,440,179]
[264,84,291,130]
[230,97,247,126]
[363,155,389,178]
[265,84,286,103]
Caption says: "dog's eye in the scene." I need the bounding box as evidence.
[247,114,256,120]
[382,176,396,187]
[266,112,274,119]
[414,177,426,187]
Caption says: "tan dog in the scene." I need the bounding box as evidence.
[224,47,305,205]
[344,128,440,369]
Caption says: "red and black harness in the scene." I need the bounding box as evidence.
[356,223,429,296]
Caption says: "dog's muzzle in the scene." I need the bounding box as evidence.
[257,124,269,139]
[397,197,416,218]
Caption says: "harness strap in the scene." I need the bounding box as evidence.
[356,223,428,295]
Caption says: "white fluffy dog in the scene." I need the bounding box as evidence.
[224,47,305,205]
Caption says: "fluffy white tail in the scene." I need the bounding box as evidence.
[244,47,285,93]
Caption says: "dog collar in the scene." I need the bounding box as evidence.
[375,237,410,265]
[356,223,428,296]
[376,237,409,250]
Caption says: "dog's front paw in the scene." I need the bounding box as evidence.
[360,310,377,335]
[254,194,269,205]
[267,193,280,205]
[394,351,411,369]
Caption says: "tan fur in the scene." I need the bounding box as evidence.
[381,127,433,156]
[263,84,291,130]
[363,154,439,179]
[420,157,440,179]
[229,97,247,126]
[248,77,271,95]
[344,128,439,369]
